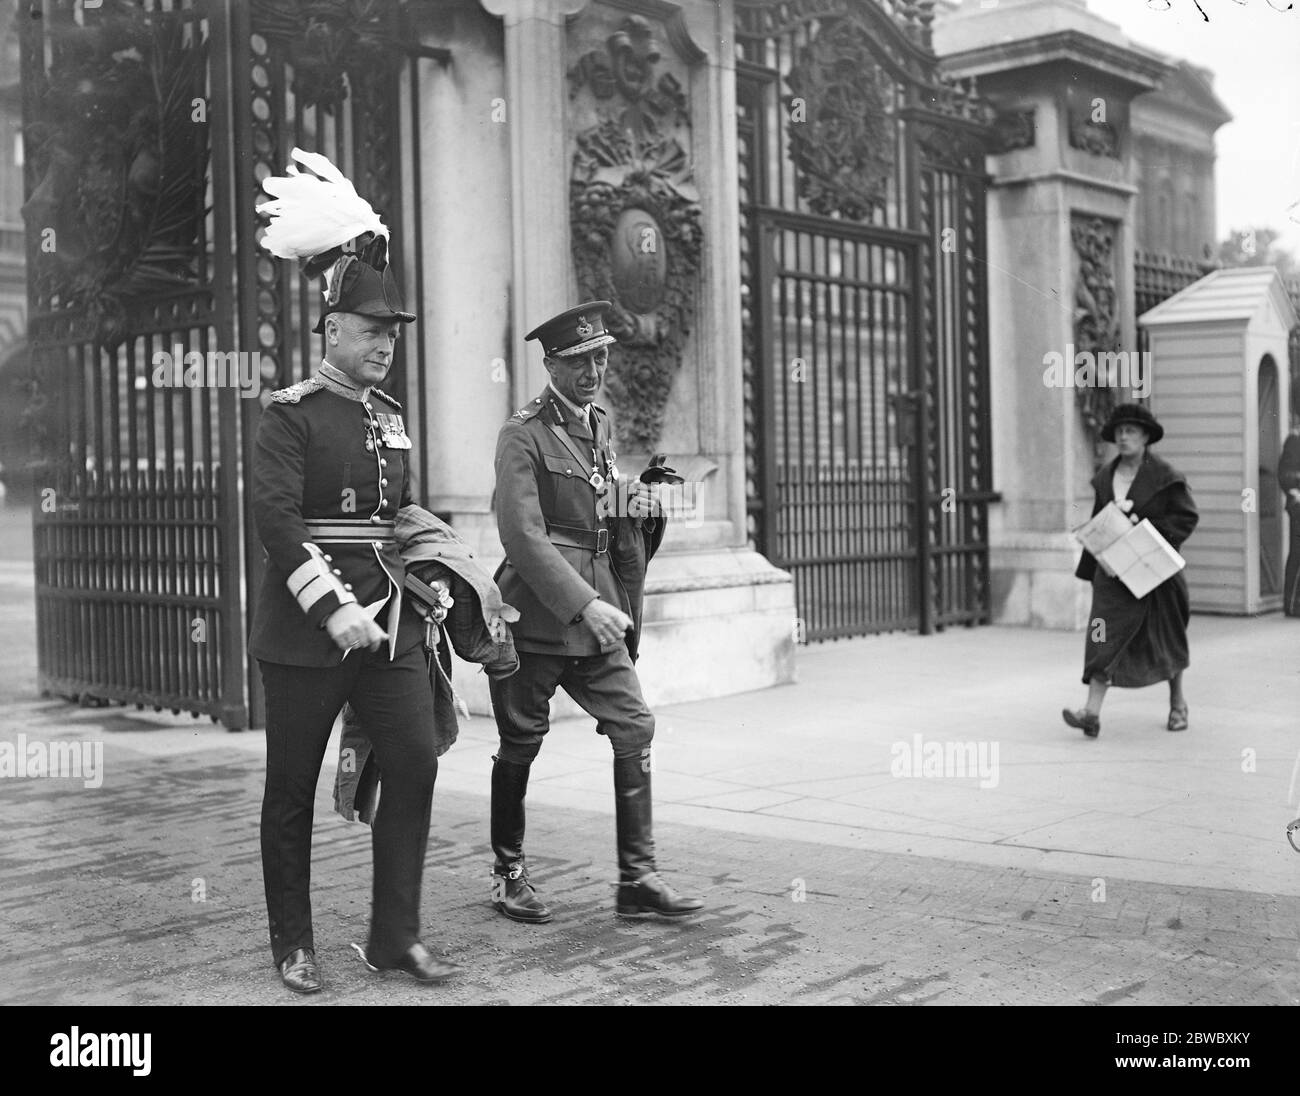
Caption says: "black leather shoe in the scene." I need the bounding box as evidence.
[1062,708,1100,738]
[492,865,553,923]
[278,947,322,994]
[616,871,705,919]
[361,942,461,984]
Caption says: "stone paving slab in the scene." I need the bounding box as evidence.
[2,507,1299,1005]
[0,725,1297,1007]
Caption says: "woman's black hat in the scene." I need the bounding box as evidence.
[1101,402,1164,445]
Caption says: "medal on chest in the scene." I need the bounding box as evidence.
[590,440,619,492]
[589,426,618,492]
[375,412,412,450]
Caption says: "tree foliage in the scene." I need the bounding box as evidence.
[1216,225,1298,279]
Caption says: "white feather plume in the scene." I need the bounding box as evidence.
[257,147,388,262]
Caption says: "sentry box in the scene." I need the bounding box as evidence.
[1140,266,1297,614]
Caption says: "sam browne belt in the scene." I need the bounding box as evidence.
[545,522,608,555]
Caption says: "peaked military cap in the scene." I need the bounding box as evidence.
[525,300,617,358]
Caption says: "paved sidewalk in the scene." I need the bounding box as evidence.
[1,505,1298,1005]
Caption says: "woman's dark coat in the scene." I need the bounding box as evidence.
[1279,431,1300,616]
[1076,451,1199,687]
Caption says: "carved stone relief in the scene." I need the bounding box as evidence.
[1072,215,1124,465]
[992,109,1035,153]
[568,13,702,451]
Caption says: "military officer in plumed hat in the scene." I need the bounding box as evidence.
[250,148,458,993]
[488,299,705,923]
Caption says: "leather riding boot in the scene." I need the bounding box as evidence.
[613,754,704,919]
[490,755,552,923]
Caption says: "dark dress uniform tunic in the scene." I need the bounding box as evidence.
[1075,452,1199,687]
[489,389,663,764]
[250,366,438,968]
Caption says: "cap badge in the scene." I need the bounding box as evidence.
[575,316,594,338]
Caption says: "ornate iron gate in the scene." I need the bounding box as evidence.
[737,0,995,639]
[20,0,438,728]
[228,0,442,727]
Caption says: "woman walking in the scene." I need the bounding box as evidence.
[1064,403,1199,738]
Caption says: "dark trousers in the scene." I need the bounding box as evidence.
[259,644,438,968]
[489,645,655,764]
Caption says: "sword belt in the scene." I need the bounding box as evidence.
[304,519,397,544]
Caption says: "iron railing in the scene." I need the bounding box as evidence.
[21,0,441,728]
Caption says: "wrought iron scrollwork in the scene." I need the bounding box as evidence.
[785,16,897,221]
[252,0,402,113]
[20,5,209,350]
[914,120,986,174]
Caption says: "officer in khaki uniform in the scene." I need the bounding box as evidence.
[251,150,458,993]
[488,300,704,922]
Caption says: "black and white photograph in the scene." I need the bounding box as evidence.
[0,0,1297,1066]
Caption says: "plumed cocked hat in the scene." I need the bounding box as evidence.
[258,147,415,334]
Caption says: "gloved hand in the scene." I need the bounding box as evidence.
[639,453,684,485]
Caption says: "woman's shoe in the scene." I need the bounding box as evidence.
[1062,708,1101,738]
[1167,705,1189,732]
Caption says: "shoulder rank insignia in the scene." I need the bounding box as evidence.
[372,387,402,411]
[510,398,544,423]
[270,376,325,404]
